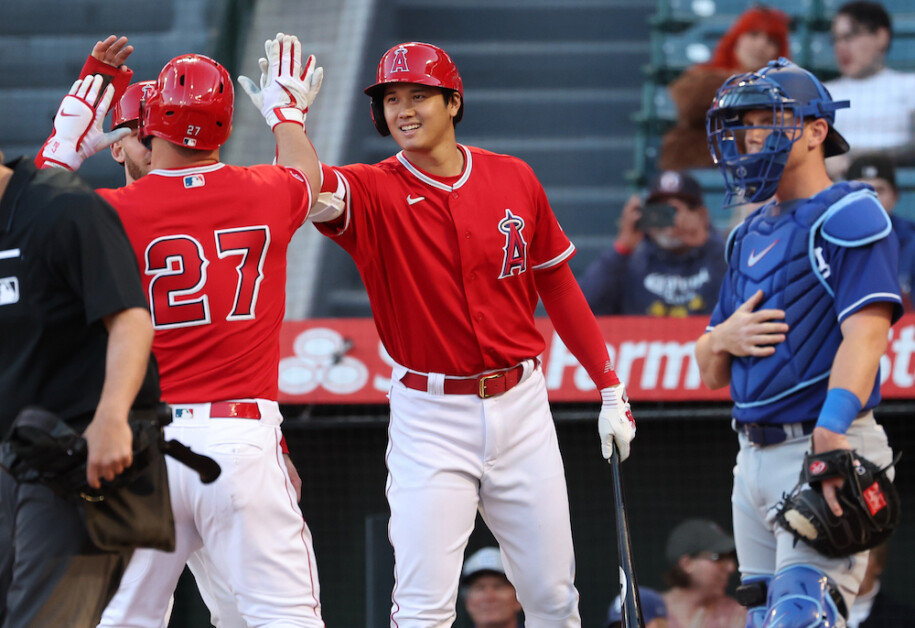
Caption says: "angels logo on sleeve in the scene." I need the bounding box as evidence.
[498,209,528,279]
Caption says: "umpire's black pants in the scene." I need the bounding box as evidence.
[0,471,132,628]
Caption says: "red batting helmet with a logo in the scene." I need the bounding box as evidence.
[139,54,234,151]
[364,42,464,136]
[110,80,156,131]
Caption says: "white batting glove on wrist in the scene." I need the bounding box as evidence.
[599,383,636,462]
[238,33,324,130]
[40,74,129,171]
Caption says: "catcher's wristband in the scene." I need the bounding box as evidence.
[816,387,861,434]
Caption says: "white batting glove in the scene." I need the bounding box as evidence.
[238,33,324,130]
[40,74,129,171]
[599,383,636,462]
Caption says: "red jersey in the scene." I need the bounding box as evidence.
[317,144,574,376]
[100,163,311,403]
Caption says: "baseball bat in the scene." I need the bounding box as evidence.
[611,442,644,628]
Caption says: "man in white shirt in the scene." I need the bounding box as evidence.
[825,1,915,175]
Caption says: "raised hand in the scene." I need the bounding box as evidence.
[40,74,130,171]
[238,33,324,130]
[91,34,134,68]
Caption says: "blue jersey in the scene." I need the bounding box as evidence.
[708,182,903,424]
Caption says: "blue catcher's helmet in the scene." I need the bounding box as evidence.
[706,58,849,205]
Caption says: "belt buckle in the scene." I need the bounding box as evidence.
[478,372,504,398]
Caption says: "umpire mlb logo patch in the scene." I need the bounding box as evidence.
[184,174,206,189]
[0,277,19,305]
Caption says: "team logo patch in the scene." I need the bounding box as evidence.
[390,46,410,73]
[808,460,827,476]
[498,209,528,279]
[183,174,206,189]
[863,482,887,515]
[0,277,19,305]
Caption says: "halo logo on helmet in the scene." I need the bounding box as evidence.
[706,57,849,206]
[138,54,234,151]
[364,42,464,136]
[111,81,156,131]
[389,46,410,74]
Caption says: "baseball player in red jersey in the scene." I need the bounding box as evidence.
[38,34,327,627]
[307,42,637,627]
[37,34,306,628]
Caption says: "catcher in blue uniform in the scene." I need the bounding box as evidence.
[695,58,902,627]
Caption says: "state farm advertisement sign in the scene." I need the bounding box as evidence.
[278,315,915,404]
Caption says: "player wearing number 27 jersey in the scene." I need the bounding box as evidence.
[35,37,329,627]
[100,164,309,402]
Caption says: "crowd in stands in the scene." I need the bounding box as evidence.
[582,0,915,318]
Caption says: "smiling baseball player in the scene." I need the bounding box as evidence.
[306,42,636,627]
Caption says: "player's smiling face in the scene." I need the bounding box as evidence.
[383,83,460,152]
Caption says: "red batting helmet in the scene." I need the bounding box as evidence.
[110,80,156,131]
[364,42,464,136]
[139,54,234,151]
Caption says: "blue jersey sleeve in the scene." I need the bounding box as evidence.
[707,270,733,331]
[823,230,904,324]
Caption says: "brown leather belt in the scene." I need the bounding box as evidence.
[400,362,531,399]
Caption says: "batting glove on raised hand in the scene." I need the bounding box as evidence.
[238,33,324,130]
[599,383,636,462]
[40,74,129,171]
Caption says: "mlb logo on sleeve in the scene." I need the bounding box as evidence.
[184,174,206,189]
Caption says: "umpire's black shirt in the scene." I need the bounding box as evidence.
[0,158,159,434]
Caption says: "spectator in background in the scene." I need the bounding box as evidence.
[607,587,669,628]
[461,547,523,628]
[846,153,915,309]
[848,541,915,627]
[579,170,726,316]
[825,1,915,176]
[661,519,746,628]
[659,5,791,171]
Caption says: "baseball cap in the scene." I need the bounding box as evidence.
[645,170,703,206]
[846,154,897,191]
[606,587,667,627]
[665,518,736,564]
[461,547,505,584]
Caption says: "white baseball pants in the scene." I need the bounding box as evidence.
[386,361,581,628]
[98,399,323,628]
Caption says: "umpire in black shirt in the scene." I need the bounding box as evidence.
[0,151,160,627]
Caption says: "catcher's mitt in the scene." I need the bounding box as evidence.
[776,449,901,558]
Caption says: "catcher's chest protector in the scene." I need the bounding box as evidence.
[725,183,864,407]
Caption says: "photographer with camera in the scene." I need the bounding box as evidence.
[580,170,726,316]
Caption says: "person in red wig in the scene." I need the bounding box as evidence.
[659,5,791,171]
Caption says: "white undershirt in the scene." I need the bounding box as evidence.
[826,68,915,151]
